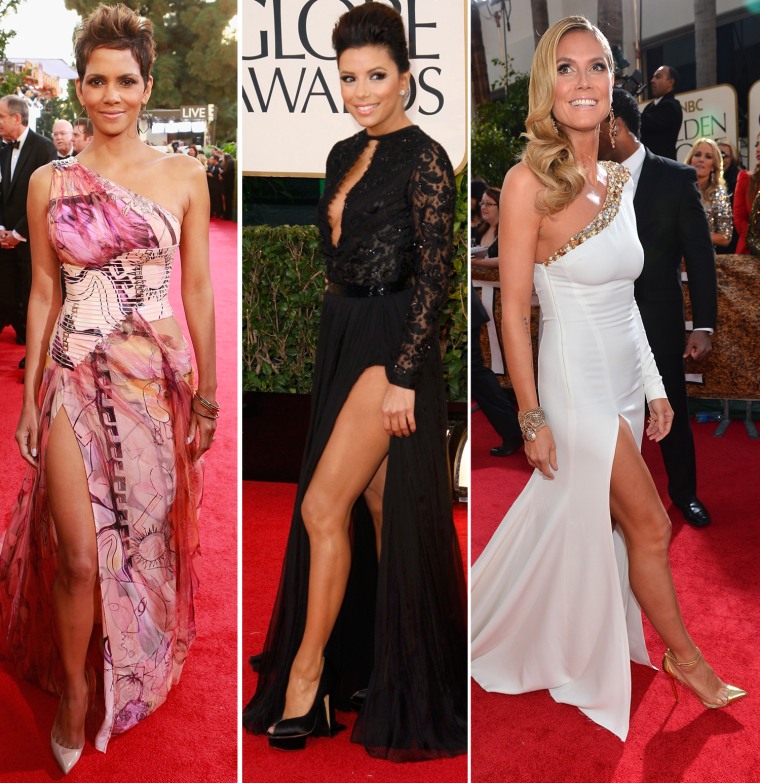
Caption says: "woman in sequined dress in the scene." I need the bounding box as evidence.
[684,137,733,248]
[0,3,216,772]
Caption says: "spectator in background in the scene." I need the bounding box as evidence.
[684,138,732,249]
[207,153,224,218]
[72,118,93,154]
[733,131,760,255]
[0,95,57,360]
[473,186,500,257]
[471,178,488,233]
[186,145,198,158]
[52,119,74,159]
[222,152,235,220]
[716,140,741,254]
[641,65,682,160]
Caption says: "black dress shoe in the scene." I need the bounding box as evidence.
[490,436,523,457]
[18,356,25,370]
[675,498,711,528]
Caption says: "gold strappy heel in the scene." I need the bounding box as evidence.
[662,648,747,709]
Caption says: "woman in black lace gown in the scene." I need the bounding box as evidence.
[243,3,467,761]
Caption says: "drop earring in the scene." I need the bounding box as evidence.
[551,115,559,134]
[137,103,150,136]
[609,107,617,149]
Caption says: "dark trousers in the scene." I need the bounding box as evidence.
[0,244,31,343]
[471,327,521,444]
[652,349,698,505]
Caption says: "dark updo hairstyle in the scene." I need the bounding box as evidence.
[332,2,410,74]
[75,3,155,86]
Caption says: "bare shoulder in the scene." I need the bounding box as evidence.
[149,149,206,185]
[501,163,543,219]
[29,161,54,195]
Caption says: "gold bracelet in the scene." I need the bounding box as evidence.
[518,407,547,442]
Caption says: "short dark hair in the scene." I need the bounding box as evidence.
[664,65,679,86]
[75,3,155,86]
[332,2,410,74]
[612,87,642,140]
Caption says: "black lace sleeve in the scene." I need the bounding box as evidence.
[387,140,456,388]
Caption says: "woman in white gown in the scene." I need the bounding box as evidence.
[470,16,746,740]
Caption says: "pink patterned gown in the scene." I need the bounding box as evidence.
[0,158,202,752]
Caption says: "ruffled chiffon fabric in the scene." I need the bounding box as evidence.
[0,160,202,752]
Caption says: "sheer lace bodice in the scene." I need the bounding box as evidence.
[318,125,456,388]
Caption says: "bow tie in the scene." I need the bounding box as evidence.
[8,140,20,149]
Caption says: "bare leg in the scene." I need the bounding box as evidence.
[46,411,98,749]
[610,418,729,703]
[363,456,387,560]
[278,367,392,724]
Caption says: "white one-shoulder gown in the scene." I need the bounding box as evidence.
[471,162,667,741]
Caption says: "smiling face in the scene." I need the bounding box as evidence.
[338,45,410,137]
[552,30,612,135]
[688,142,718,183]
[75,46,152,140]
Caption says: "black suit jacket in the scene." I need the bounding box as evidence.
[0,128,57,240]
[640,91,683,160]
[633,148,717,355]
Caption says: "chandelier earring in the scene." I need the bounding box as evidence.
[550,115,559,134]
[609,107,617,149]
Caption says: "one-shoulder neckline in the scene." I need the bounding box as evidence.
[542,161,629,266]
[64,159,183,228]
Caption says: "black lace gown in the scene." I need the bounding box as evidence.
[243,125,467,761]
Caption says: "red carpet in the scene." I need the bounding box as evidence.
[242,480,468,782]
[0,217,238,782]
[471,407,760,783]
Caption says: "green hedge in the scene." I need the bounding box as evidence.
[242,168,469,402]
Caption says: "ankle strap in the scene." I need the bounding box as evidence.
[665,647,702,668]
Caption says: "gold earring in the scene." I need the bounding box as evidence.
[609,107,617,149]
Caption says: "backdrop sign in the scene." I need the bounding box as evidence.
[748,79,760,160]
[643,84,738,163]
[241,0,466,176]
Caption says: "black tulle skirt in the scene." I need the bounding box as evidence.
[243,288,467,761]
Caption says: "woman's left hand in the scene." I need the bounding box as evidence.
[187,407,217,461]
[382,385,416,437]
[646,397,673,442]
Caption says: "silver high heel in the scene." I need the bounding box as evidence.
[50,735,84,775]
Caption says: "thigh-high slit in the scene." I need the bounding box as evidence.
[243,288,467,761]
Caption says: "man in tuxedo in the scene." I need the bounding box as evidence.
[640,65,683,160]
[72,118,93,154]
[599,88,717,528]
[52,119,74,158]
[0,95,57,356]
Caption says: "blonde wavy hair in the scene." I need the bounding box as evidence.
[522,16,614,215]
[684,137,726,204]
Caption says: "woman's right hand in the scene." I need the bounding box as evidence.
[524,426,557,479]
[15,402,40,468]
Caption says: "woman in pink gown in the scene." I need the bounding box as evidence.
[0,4,217,772]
